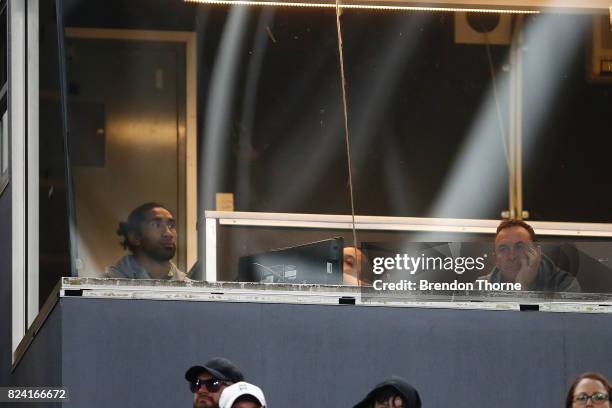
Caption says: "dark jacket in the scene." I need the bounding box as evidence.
[353,376,421,408]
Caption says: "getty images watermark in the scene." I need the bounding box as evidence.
[371,253,522,291]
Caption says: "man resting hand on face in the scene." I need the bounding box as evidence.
[478,219,580,292]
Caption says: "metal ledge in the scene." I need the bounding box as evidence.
[61,277,612,313]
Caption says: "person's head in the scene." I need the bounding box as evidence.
[219,382,267,408]
[369,386,409,408]
[343,246,373,285]
[344,247,365,284]
[353,376,421,408]
[494,219,537,281]
[185,358,245,408]
[565,372,612,408]
[116,203,177,262]
[233,395,262,408]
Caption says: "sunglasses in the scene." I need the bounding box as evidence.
[190,378,226,393]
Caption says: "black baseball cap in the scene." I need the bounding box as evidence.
[185,358,244,383]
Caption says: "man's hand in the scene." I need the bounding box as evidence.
[515,243,541,289]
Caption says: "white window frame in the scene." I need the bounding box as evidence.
[10,0,28,361]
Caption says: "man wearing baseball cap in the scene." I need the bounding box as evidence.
[219,382,267,408]
[185,357,245,408]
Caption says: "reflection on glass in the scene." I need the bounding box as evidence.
[341,11,510,219]
[359,218,612,299]
[521,13,612,223]
[53,0,612,302]
[63,2,355,280]
[199,8,349,215]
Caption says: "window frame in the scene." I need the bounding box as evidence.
[9,0,612,367]
[10,0,28,362]
[0,0,9,196]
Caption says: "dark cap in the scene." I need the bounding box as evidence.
[185,358,244,383]
[353,376,421,408]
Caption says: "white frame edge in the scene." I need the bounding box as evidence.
[10,0,26,361]
[205,211,612,237]
[26,0,39,328]
[205,218,217,281]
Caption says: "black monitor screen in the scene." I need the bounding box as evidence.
[238,237,344,285]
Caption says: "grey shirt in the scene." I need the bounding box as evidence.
[478,254,580,292]
[106,255,191,281]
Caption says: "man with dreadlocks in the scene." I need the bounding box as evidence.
[106,202,191,281]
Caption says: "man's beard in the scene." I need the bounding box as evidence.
[143,244,176,262]
[193,395,215,408]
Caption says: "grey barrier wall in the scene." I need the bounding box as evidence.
[0,187,12,388]
[0,186,64,408]
[18,296,606,408]
[7,308,62,408]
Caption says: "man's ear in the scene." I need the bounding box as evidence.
[127,230,141,247]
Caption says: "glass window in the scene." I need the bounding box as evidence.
[39,0,71,306]
[342,10,510,220]
[61,1,354,282]
[66,35,189,276]
[522,13,612,223]
[42,0,612,301]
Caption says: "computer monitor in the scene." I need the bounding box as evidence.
[238,237,344,284]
